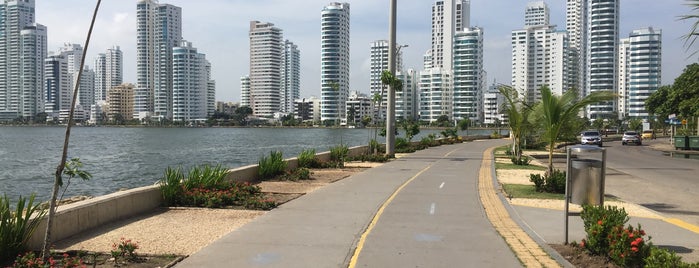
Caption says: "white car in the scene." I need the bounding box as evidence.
[580,131,603,146]
[622,131,642,145]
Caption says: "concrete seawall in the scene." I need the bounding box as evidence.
[27,145,371,249]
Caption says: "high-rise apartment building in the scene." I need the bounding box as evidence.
[136,0,182,120]
[567,0,619,119]
[320,2,350,123]
[282,40,300,114]
[240,75,250,108]
[248,21,283,117]
[0,0,47,121]
[107,83,135,121]
[395,69,418,121]
[55,43,95,115]
[20,24,47,119]
[172,41,213,122]
[453,27,484,123]
[419,68,452,123]
[369,40,403,121]
[429,0,469,70]
[95,46,123,102]
[44,54,69,115]
[618,27,662,119]
[512,1,572,103]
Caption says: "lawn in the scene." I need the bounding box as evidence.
[495,162,547,171]
[501,184,564,200]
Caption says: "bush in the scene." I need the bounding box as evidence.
[608,224,651,267]
[297,149,320,168]
[529,169,566,193]
[368,139,384,154]
[348,154,389,163]
[511,156,531,165]
[395,137,409,150]
[281,168,312,181]
[159,164,229,206]
[0,194,47,262]
[580,205,630,256]
[258,151,287,180]
[644,247,699,268]
[329,144,349,167]
[420,135,439,147]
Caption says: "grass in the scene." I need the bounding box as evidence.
[495,162,547,171]
[502,184,565,200]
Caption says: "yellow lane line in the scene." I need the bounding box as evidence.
[664,218,699,234]
[348,147,460,268]
[478,147,561,268]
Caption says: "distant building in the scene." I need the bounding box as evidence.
[428,0,469,70]
[215,101,238,115]
[107,83,135,122]
[95,46,123,102]
[453,27,484,123]
[172,41,213,122]
[240,75,251,108]
[483,82,507,125]
[320,2,350,122]
[419,68,452,123]
[395,69,418,121]
[344,91,373,126]
[44,54,70,117]
[249,21,283,117]
[369,40,404,121]
[618,27,662,119]
[294,97,318,122]
[136,0,183,120]
[20,24,48,119]
[282,40,301,114]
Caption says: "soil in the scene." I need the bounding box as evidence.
[550,243,621,268]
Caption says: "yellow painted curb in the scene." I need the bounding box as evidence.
[664,218,699,235]
[479,147,561,268]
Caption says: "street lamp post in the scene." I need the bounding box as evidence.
[386,0,397,156]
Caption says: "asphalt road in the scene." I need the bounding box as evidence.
[601,139,699,226]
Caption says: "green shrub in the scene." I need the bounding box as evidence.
[529,169,566,193]
[580,205,630,256]
[258,151,287,180]
[183,164,228,189]
[0,194,47,262]
[368,139,383,154]
[348,154,389,163]
[644,246,699,268]
[160,167,185,206]
[281,168,312,181]
[297,149,320,168]
[490,130,502,139]
[395,137,409,150]
[329,144,349,167]
[511,156,531,165]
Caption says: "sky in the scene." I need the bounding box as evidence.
[36,0,698,103]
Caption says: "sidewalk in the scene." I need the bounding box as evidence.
[175,141,699,267]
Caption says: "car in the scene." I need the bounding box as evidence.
[641,130,655,140]
[580,130,603,146]
[622,131,642,145]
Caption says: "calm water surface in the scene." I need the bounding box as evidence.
[0,126,503,202]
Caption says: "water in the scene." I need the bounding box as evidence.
[0,126,505,202]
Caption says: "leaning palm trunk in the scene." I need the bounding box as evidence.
[42,0,101,260]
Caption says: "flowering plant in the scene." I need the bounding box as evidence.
[608,224,651,267]
[12,251,84,268]
[111,237,139,262]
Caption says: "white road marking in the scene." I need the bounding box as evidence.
[439,182,445,189]
[429,203,436,215]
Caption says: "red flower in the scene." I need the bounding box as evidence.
[631,246,639,252]
[598,220,603,225]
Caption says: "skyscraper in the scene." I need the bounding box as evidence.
[453,27,483,123]
[369,39,403,121]
[172,41,212,122]
[95,46,123,102]
[248,21,283,117]
[512,1,572,102]
[282,40,301,114]
[320,2,350,123]
[136,0,182,120]
[44,54,69,115]
[429,0,469,70]
[240,75,250,108]
[567,0,619,119]
[0,0,47,121]
[619,27,662,119]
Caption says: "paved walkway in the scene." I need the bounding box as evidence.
[176,140,699,267]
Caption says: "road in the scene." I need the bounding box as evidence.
[602,139,699,226]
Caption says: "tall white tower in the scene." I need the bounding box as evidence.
[320,2,350,123]
[453,27,483,123]
[172,41,211,122]
[95,46,123,102]
[429,0,469,70]
[568,0,619,119]
[282,40,301,114]
[135,0,182,120]
[620,27,662,119]
[0,0,47,121]
[248,21,283,117]
[369,39,403,120]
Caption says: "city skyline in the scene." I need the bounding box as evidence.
[37,0,696,103]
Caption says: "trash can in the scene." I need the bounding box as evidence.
[690,136,699,150]
[566,145,606,206]
[675,136,687,150]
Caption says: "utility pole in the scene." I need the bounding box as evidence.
[386,0,397,156]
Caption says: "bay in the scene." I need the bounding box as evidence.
[0,126,505,202]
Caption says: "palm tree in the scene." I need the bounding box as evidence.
[680,0,699,56]
[533,86,616,175]
[498,85,531,164]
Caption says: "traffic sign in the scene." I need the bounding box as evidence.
[682,119,687,125]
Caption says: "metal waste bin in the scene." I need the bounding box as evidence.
[566,145,606,206]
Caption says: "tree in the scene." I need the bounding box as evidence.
[457,118,470,136]
[532,86,616,175]
[592,118,605,131]
[628,118,643,132]
[498,85,532,164]
[434,115,451,127]
[233,106,253,126]
[680,0,699,56]
[43,0,101,260]
[401,120,420,142]
[346,107,357,126]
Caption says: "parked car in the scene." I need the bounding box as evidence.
[622,131,642,145]
[641,130,656,140]
[581,130,603,146]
